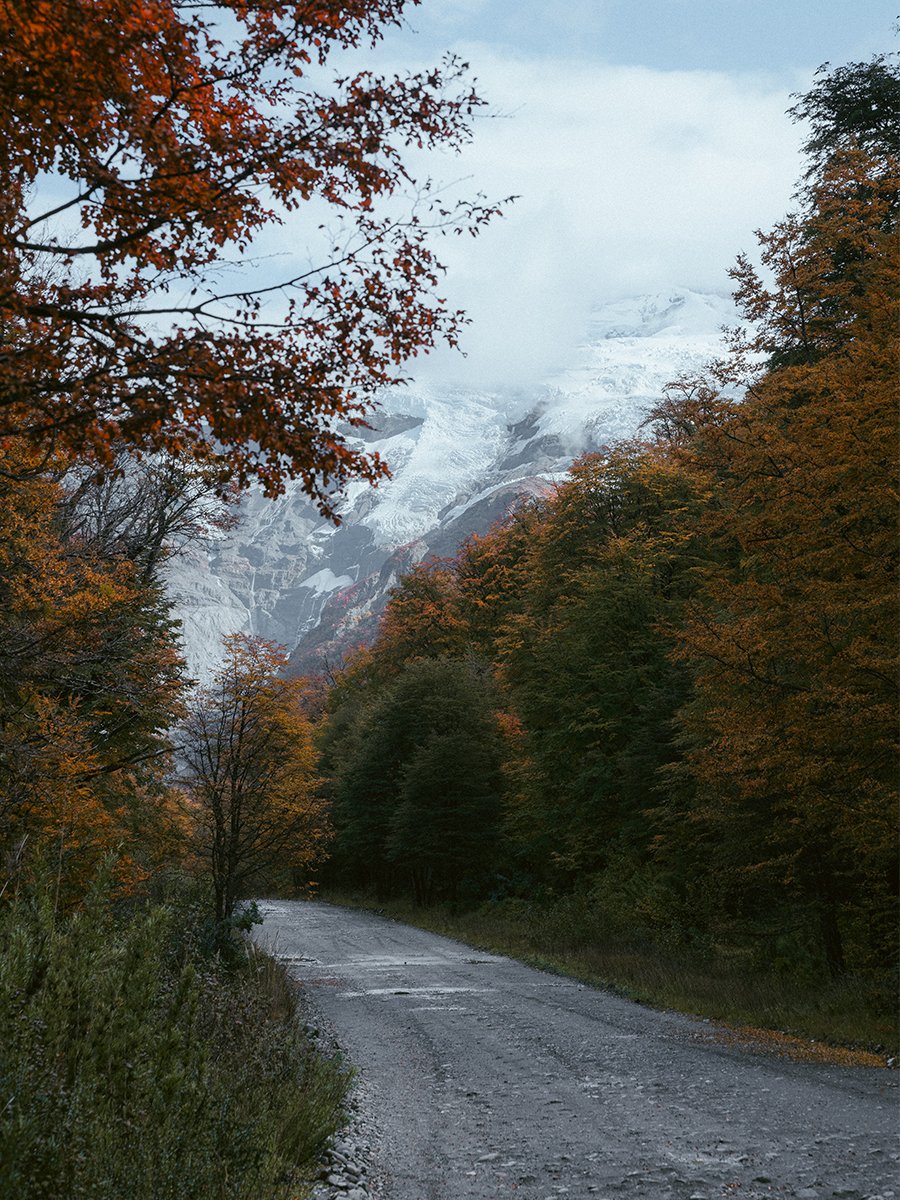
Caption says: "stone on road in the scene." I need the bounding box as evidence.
[253,901,897,1200]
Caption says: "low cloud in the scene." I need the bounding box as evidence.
[403,53,805,384]
[247,47,808,388]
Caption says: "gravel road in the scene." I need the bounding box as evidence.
[252,900,897,1200]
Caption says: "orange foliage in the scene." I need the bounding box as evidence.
[0,1,503,508]
[455,502,547,658]
[655,149,899,970]
[372,558,469,673]
[181,636,329,918]
[0,443,185,902]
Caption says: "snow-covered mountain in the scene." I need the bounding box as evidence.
[166,289,736,680]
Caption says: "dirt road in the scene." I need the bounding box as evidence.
[253,900,897,1200]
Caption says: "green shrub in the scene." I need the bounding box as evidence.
[0,874,348,1199]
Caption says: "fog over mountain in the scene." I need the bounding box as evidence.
[166,288,737,681]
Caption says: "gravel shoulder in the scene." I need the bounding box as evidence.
[253,900,898,1200]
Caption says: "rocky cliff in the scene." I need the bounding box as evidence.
[166,289,736,680]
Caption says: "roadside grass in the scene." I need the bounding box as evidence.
[0,874,349,1200]
[324,891,896,1063]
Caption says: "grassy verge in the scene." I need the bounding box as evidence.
[324,891,896,1063]
[0,875,349,1200]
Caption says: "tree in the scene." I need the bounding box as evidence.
[653,114,898,974]
[181,636,328,921]
[494,446,704,886]
[321,668,407,895]
[385,659,504,902]
[371,558,468,674]
[326,657,504,901]
[455,501,547,660]
[788,53,900,180]
[62,449,239,589]
[0,443,186,902]
[0,1,503,509]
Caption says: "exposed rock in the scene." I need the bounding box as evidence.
[167,290,737,680]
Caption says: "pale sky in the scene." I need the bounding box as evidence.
[273,2,897,384]
[395,1,893,74]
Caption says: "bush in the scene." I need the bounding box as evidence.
[0,873,348,1200]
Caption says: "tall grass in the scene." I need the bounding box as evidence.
[328,891,896,1058]
[0,875,349,1200]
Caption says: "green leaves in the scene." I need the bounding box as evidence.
[0,877,347,1199]
[327,658,505,903]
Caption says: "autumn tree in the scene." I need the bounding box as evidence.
[322,452,707,908]
[370,558,468,674]
[0,443,189,901]
[651,63,899,974]
[0,0,503,509]
[181,636,328,922]
[454,501,548,660]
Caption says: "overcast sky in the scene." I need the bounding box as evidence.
[287,2,898,384]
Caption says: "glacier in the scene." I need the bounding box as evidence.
[165,288,737,681]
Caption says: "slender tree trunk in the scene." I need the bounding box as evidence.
[819,900,845,978]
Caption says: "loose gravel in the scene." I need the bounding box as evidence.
[257,901,898,1200]
[293,999,382,1200]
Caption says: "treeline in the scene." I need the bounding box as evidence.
[320,57,899,983]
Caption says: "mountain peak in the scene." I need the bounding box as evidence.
[167,289,736,680]
[587,288,736,341]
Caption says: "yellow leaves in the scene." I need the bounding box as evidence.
[0,454,186,905]
[182,635,330,915]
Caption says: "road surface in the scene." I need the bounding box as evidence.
[252,900,897,1200]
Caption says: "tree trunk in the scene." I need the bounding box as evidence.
[819,900,846,977]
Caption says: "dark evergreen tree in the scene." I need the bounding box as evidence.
[788,53,900,179]
[497,447,703,887]
[326,657,504,901]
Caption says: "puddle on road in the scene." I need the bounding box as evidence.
[315,956,456,970]
[313,954,505,971]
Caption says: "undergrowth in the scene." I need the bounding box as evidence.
[325,891,897,1059]
[0,874,349,1199]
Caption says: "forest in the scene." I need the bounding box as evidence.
[318,55,898,1037]
[0,0,896,1193]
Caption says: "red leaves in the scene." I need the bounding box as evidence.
[0,2,501,506]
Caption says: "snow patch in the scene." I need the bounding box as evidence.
[301,568,354,595]
[167,289,737,680]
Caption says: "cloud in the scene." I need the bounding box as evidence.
[244,45,807,388]
[399,52,805,384]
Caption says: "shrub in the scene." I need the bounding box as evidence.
[0,873,348,1199]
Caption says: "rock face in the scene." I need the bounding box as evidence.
[166,289,736,680]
